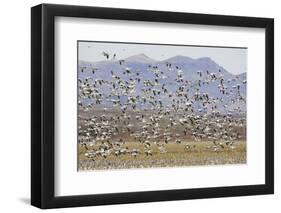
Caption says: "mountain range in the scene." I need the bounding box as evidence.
[79,54,246,114]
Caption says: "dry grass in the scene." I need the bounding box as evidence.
[78,141,246,171]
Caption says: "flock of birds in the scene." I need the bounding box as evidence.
[78,52,246,163]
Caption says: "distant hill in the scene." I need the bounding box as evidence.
[125,53,157,63]
[78,55,246,114]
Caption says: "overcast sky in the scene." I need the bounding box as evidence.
[78,41,247,75]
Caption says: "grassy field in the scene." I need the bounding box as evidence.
[78,141,246,171]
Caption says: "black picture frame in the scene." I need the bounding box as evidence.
[31,3,274,209]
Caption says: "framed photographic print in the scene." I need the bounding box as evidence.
[31,3,274,209]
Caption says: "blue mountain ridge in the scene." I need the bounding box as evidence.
[79,54,246,114]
